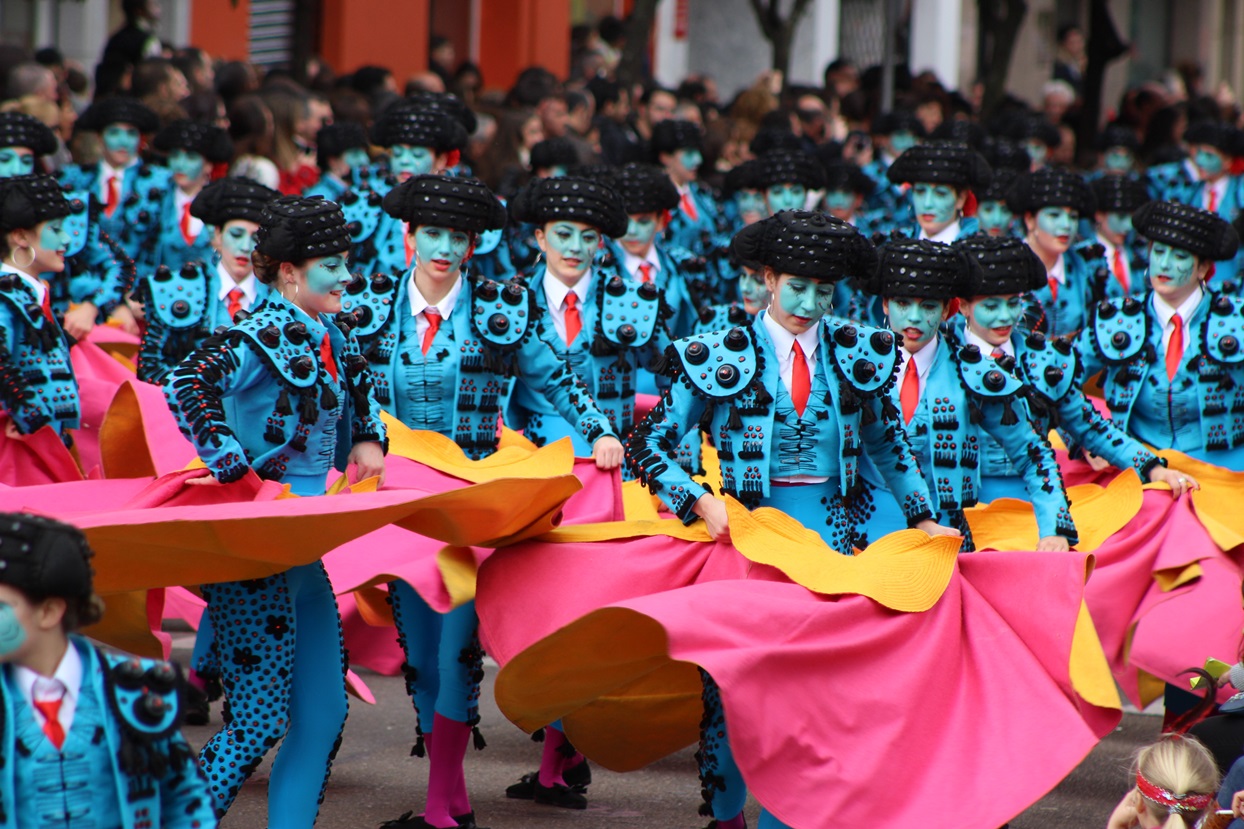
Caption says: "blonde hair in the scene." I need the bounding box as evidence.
[1134,735,1220,828]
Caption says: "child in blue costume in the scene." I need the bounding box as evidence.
[1171,121,1244,282]
[506,175,672,459]
[346,100,470,277]
[165,195,387,829]
[0,112,134,342]
[126,120,233,279]
[0,175,79,448]
[342,173,621,829]
[1008,167,1101,336]
[652,119,723,260]
[1093,123,1142,180]
[976,138,1030,239]
[305,122,372,202]
[953,234,1193,497]
[886,140,990,243]
[858,236,1077,550]
[860,109,924,234]
[1085,174,1151,300]
[753,147,825,217]
[0,512,217,829]
[721,158,766,237]
[133,175,279,383]
[1074,200,1244,471]
[627,211,959,829]
[820,158,883,325]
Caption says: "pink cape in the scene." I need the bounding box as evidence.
[476,534,1119,829]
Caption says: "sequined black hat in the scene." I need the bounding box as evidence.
[978,138,1030,202]
[153,119,234,163]
[382,174,507,234]
[76,96,159,134]
[509,175,629,238]
[316,122,369,159]
[649,119,703,157]
[749,128,804,156]
[190,176,280,226]
[1005,167,1096,215]
[730,210,876,282]
[406,91,477,134]
[872,110,926,138]
[723,159,762,196]
[255,195,352,262]
[1183,121,1244,157]
[530,137,580,171]
[1132,200,1240,261]
[572,163,620,188]
[821,159,875,196]
[953,234,1048,296]
[865,237,976,300]
[0,513,93,601]
[1096,122,1140,153]
[980,168,1021,203]
[0,112,57,157]
[754,148,827,191]
[1016,114,1061,149]
[612,162,679,214]
[1091,175,1149,215]
[930,119,986,150]
[370,101,468,151]
[0,174,72,232]
[887,141,992,190]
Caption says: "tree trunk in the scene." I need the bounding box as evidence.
[1076,0,1129,165]
[977,0,1027,118]
[747,0,815,90]
[617,0,662,92]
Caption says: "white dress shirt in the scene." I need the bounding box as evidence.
[763,312,827,483]
[15,640,83,740]
[1153,285,1203,355]
[98,158,135,205]
[174,187,205,241]
[0,264,47,305]
[921,220,961,244]
[622,248,661,283]
[1099,237,1132,291]
[216,265,258,311]
[964,327,1015,359]
[900,334,940,400]
[1046,250,1067,287]
[542,270,592,344]
[408,271,464,341]
[1205,175,1229,213]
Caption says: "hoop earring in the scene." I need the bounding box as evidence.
[11,246,35,270]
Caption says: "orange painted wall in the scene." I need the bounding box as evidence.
[320,0,431,84]
[190,0,251,62]
[478,0,570,94]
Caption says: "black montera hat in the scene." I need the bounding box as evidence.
[191,176,280,226]
[730,210,876,282]
[0,512,93,602]
[255,195,352,261]
[1132,200,1240,261]
[612,162,680,214]
[953,234,1048,296]
[865,237,976,300]
[153,120,234,163]
[1090,175,1149,215]
[0,174,72,232]
[1005,167,1096,215]
[0,112,57,157]
[509,175,629,238]
[649,119,703,157]
[753,149,827,191]
[76,97,159,134]
[887,141,992,190]
[382,174,507,233]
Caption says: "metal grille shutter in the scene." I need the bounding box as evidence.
[249,0,295,67]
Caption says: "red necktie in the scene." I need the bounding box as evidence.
[33,697,65,749]
[1208,188,1218,214]
[1166,314,1184,380]
[1047,276,1059,302]
[104,175,119,218]
[180,202,195,246]
[638,262,653,283]
[319,332,338,381]
[421,309,441,355]
[226,288,245,321]
[563,292,581,345]
[680,191,699,222]
[791,340,810,417]
[990,348,1005,359]
[899,357,919,424]
[39,281,54,324]
[1112,248,1129,293]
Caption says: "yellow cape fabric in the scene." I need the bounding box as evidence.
[1159,450,1244,551]
[381,412,576,483]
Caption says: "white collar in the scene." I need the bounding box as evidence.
[14,639,82,708]
[216,263,257,303]
[408,271,464,318]
[174,187,196,210]
[1047,252,1067,285]
[0,263,45,303]
[99,158,133,182]
[1153,286,1204,328]
[1098,236,1121,258]
[622,247,661,279]
[903,334,940,377]
[1207,175,1229,201]
[921,220,961,244]
[542,269,592,310]
[964,327,1014,358]
[762,311,821,360]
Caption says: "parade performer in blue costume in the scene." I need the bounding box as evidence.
[0,511,217,829]
[976,138,1030,239]
[306,122,372,202]
[508,175,671,455]
[1086,174,1151,300]
[860,236,1076,550]
[0,174,78,446]
[861,109,924,232]
[133,175,279,384]
[753,148,824,217]
[820,158,884,325]
[627,210,959,829]
[1075,200,1244,470]
[340,173,621,828]
[0,112,134,341]
[720,158,766,235]
[59,98,161,264]
[1009,167,1100,336]
[1094,122,1142,179]
[953,234,1193,496]
[166,195,387,829]
[887,141,990,242]
[128,120,234,277]
[652,119,720,258]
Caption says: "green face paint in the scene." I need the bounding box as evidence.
[414,225,471,274]
[738,269,769,314]
[1148,241,1199,296]
[977,201,1014,236]
[888,296,946,350]
[168,148,206,184]
[772,274,834,333]
[341,147,370,172]
[390,144,435,180]
[966,294,1024,346]
[1194,147,1226,179]
[734,190,767,222]
[766,183,806,213]
[542,221,600,282]
[102,124,140,164]
[823,190,856,212]
[1103,148,1133,172]
[890,131,917,156]
[0,147,34,178]
[912,182,959,235]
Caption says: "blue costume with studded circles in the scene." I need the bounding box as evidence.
[165,291,385,827]
[1075,290,1244,470]
[126,180,216,279]
[0,267,79,444]
[1022,248,1099,337]
[58,162,161,262]
[0,637,215,829]
[39,189,135,323]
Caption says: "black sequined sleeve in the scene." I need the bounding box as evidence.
[163,337,252,484]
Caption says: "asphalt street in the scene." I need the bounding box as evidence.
[173,630,1160,829]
